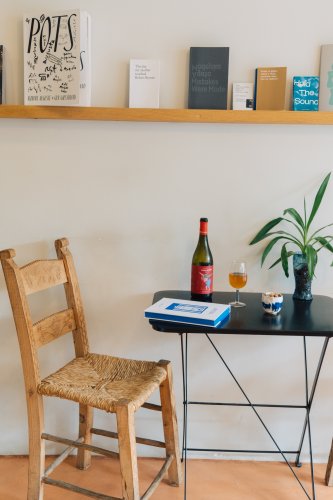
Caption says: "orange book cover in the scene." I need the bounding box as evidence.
[255,67,287,110]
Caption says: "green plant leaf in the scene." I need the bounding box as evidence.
[249,217,284,245]
[260,230,303,248]
[268,251,294,270]
[305,246,317,278]
[283,217,305,240]
[308,222,333,242]
[283,208,305,231]
[314,236,333,253]
[281,243,289,277]
[261,237,286,266]
[306,173,331,230]
[304,197,307,228]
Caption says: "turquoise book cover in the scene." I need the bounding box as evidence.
[293,76,319,111]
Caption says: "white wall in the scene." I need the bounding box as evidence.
[1,0,333,463]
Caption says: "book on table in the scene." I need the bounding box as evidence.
[145,297,231,327]
[254,66,287,110]
[23,9,91,106]
[293,76,319,111]
[319,45,333,111]
[129,59,160,108]
[188,47,229,110]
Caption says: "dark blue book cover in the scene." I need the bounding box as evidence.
[188,47,229,110]
[293,76,319,111]
[0,45,3,104]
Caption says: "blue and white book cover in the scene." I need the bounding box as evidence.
[145,298,231,327]
[293,76,319,111]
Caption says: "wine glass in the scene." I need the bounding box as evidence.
[229,261,247,307]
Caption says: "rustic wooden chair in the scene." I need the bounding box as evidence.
[326,439,333,486]
[0,238,182,500]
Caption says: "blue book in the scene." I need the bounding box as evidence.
[145,297,231,327]
[293,76,319,111]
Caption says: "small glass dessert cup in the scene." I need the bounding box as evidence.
[262,292,283,315]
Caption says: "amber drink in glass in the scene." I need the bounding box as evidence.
[229,261,247,307]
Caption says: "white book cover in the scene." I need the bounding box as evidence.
[23,10,91,106]
[145,298,231,327]
[129,59,160,108]
[232,83,254,110]
[319,44,333,111]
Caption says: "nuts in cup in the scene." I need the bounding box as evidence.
[262,292,283,315]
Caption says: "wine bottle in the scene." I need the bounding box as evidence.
[191,217,213,301]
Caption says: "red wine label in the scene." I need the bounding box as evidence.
[191,265,213,294]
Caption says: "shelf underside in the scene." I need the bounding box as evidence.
[0,105,333,124]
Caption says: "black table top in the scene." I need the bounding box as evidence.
[150,291,333,337]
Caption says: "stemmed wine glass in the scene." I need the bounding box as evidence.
[229,261,247,307]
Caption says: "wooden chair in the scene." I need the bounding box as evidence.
[0,238,182,500]
[326,439,333,486]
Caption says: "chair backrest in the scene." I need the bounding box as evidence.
[0,238,89,388]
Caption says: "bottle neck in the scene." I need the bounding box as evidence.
[199,220,208,235]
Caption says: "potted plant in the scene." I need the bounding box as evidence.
[249,173,333,300]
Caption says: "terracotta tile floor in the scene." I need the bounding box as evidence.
[0,456,331,499]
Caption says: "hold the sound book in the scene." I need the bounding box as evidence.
[145,298,231,327]
[293,76,319,111]
[23,10,91,106]
[188,47,229,110]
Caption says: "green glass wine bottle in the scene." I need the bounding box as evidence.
[191,218,213,301]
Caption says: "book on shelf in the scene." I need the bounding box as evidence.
[145,297,231,327]
[319,45,333,111]
[254,66,287,110]
[0,45,4,104]
[188,47,229,110]
[23,9,91,106]
[232,83,254,110]
[293,76,319,111]
[129,59,160,108]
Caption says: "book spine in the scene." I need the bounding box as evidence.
[79,12,92,106]
[0,45,3,104]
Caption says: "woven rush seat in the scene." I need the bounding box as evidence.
[39,353,167,412]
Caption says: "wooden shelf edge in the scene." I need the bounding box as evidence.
[0,105,333,125]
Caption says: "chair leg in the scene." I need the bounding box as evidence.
[325,438,333,486]
[158,360,183,486]
[77,404,93,470]
[27,393,45,500]
[116,401,140,500]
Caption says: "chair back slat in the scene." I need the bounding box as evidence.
[21,259,67,295]
[0,239,90,385]
[33,308,76,349]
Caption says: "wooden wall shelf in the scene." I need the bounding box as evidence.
[0,105,333,125]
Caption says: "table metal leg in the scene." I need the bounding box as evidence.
[205,333,313,499]
[295,336,330,471]
[180,333,188,500]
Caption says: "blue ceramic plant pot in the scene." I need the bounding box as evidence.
[293,253,313,301]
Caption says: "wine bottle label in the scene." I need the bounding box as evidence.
[191,265,213,294]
